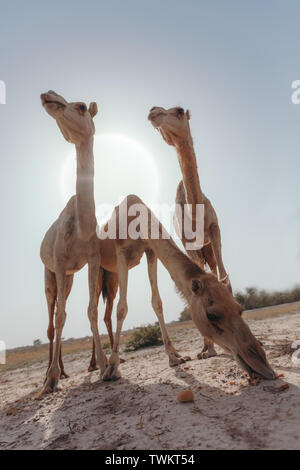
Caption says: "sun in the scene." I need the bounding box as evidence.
[60,133,160,226]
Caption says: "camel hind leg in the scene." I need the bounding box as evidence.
[201,242,217,276]
[208,222,232,292]
[103,248,128,381]
[103,271,126,363]
[87,257,108,377]
[89,270,125,372]
[103,271,118,349]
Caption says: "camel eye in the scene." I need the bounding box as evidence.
[177,108,184,115]
[206,312,219,322]
[78,104,87,114]
[206,306,222,323]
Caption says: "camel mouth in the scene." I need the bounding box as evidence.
[42,99,65,108]
[40,93,66,109]
[236,354,276,380]
[148,111,163,126]
[236,354,254,376]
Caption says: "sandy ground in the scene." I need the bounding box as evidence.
[0,313,300,450]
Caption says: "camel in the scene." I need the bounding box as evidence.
[99,194,276,382]
[148,106,231,359]
[40,90,108,393]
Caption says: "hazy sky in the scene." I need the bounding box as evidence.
[1,0,300,349]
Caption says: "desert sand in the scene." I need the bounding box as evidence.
[0,313,300,450]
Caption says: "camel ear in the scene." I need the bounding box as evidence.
[191,279,204,296]
[89,102,98,118]
[186,110,191,120]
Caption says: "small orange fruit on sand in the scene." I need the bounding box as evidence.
[177,389,194,403]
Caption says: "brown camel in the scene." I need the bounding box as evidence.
[40,91,107,393]
[98,195,275,382]
[148,106,231,359]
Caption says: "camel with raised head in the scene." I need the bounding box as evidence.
[40,91,107,393]
[148,106,231,359]
[98,195,275,382]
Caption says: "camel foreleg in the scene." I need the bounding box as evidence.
[145,249,188,367]
[42,267,67,394]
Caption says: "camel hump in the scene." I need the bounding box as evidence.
[124,194,144,206]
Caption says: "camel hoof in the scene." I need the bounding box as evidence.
[42,369,61,394]
[119,357,126,364]
[88,364,98,372]
[60,372,69,379]
[41,380,60,395]
[183,356,192,362]
[197,350,217,360]
[197,351,208,360]
[102,364,121,381]
[111,371,122,381]
[169,355,186,367]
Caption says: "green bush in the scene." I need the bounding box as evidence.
[124,324,163,352]
[178,307,192,322]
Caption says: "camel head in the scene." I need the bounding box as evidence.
[188,273,276,380]
[40,90,98,146]
[148,106,191,147]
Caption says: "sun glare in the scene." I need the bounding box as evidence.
[60,133,160,226]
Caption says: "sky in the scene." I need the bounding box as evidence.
[1,0,300,349]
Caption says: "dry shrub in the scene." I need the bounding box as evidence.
[124,324,163,352]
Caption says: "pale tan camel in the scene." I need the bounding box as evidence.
[148,106,231,359]
[98,195,275,382]
[40,91,108,393]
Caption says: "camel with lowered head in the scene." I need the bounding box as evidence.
[148,105,231,359]
[40,91,108,393]
[99,194,275,382]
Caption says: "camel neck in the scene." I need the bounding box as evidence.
[175,138,204,207]
[75,138,96,241]
[148,228,203,300]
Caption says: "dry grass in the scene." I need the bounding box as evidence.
[0,333,126,374]
[242,301,300,320]
[1,301,299,375]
